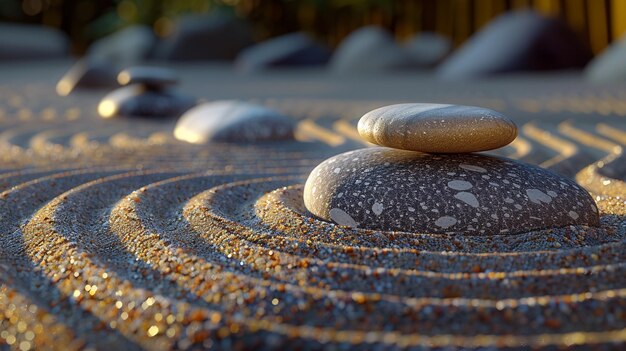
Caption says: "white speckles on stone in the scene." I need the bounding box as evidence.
[459,164,487,173]
[329,208,358,228]
[333,167,342,174]
[435,216,457,228]
[372,202,384,215]
[303,148,599,235]
[454,192,479,208]
[569,211,579,219]
[448,180,473,191]
[526,189,552,204]
[357,103,517,153]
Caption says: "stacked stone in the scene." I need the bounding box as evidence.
[97,66,196,118]
[304,103,599,235]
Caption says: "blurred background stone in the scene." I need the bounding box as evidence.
[98,85,196,118]
[0,22,69,60]
[585,33,626,83]
[56,59,119,96]
[404,32,452,68]
[174,100,295,143]
[235,32,330,72]
[86,25,156,66]
[330,26,413,73]
[117,66,178,89]
[153,13,254,61]
[437,11,592,79]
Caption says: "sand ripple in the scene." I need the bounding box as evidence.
[0,95,624,349]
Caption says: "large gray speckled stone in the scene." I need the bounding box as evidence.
[98,85,196,118]
[174,100,295,143]
[358,103,517,153]
[303,148,599,235]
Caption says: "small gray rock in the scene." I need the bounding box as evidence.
[404,32,452,67]
[174,100,295,143]
[154,13,253,61]
[585,34,626,83]
[358,103,517,153]
[235,32,330,72]
[0,23,69,60]
[87,25,156,66]
[117,66,178,89]
[98,85,196,118]
[437,11,591,79]
[330,26,413,73]
[303,148,599,235]
[56,59,119,96]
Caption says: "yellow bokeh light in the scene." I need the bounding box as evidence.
[98,100,117,119]
[147,325,159,337]
[56,80,71,97]
[117,71,131,85]
[173,127,203,144]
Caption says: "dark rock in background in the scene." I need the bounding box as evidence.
[56,59,119,96]
[330,26,413,73]
[0,23,69,60]
[86,25,156,66]
[235,32,330,72]
[437,11,592,79]
[117,66,178,89]
[154,13,254,61]
[404,32,452,67]
[98,85,196,118]
[585,33,626,83]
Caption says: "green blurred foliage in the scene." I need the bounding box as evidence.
[3,0,613,55]
[1,0,404,53]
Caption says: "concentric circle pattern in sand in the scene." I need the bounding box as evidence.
[0,69,625,350]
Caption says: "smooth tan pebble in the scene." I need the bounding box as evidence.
[357,103,517,153]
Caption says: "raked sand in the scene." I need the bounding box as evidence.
[0,62,624,350]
